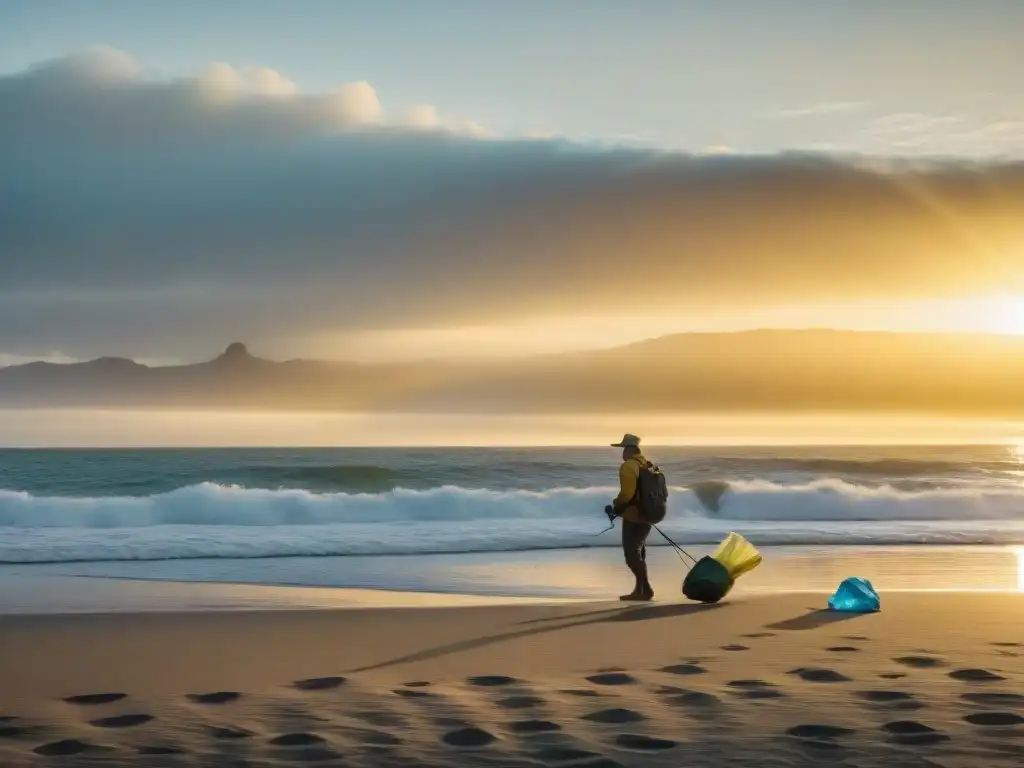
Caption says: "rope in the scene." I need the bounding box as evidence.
[594,512,699,566]
[652,523,699,566]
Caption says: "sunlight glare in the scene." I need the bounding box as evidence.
[986,294,1024,335]
[1009,441,1024,464]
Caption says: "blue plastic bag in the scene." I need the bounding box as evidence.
[827,577,880,612]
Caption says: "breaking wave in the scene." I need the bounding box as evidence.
[2,479,1024,563]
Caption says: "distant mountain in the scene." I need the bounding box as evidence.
[4,331,1024,415]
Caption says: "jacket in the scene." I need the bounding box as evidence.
[613,453,649,524]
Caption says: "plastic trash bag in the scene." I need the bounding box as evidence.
[828,577,880,612]
[682,532,763,604]
[711,532,763,579]
[682,556,733,603]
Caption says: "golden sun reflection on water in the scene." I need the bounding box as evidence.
[1010,441,1024,464]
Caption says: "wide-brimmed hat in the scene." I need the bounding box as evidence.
[610,433,641,448]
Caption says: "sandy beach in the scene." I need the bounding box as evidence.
[1,587,1022,767]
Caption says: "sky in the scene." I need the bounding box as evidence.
[1,0,1023,365]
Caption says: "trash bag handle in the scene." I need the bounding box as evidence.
[653,524,699,566]
[594,514,698,566]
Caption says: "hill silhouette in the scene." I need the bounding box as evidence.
[3,330,1024,415]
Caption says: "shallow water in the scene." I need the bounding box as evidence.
[1,544,1021,613]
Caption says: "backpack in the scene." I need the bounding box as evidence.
[634,460,669,524]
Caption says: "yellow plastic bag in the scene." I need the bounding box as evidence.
[710,532,763,580]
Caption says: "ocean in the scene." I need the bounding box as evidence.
[3,444,1024,564]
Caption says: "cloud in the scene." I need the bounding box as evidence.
[2,48,1024,360]
[831,110,1024,158]
[0,45,474,150]
[772,101,868,118]
[402,103,440,128]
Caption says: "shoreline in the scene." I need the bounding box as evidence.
[3,544,1022,611]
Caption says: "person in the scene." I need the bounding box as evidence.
[605,433,655,601]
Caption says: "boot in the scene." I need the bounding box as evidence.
[619,575,654,602]
[641,577,654,600]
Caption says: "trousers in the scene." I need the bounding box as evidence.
[621,519,652,581]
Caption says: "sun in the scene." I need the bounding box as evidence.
[985,294,1024,335]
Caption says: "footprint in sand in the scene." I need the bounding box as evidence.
[89,714,154,729]
[788,667,851,683]
[187,691,241,705]
[727,680,784,700]
[442,726,497,748]
[964,712,1024,727]
[404,680,431,687]
[33,739,98,756]
[856,690,922,710]
[585,672,637,686]
[843,635,870,642]
[583,708,647,724]
[510,719,561,734]
[63,692,127,706]
[0,721,37,739]
[137,745,185,755]
[293,676,346,691]
[962,693,1024,708]
[721,644,749,652]
[950,668,1006,682]
[666,690,721,708]
[269,732,326,746]
[534,745,601,762]
[882,720,950,745]
[497,695,545,710]
[826,646,860,653]
[879,673,907,680]
[613,734,677,751]
[660,663,707,676]
[207,726,254,740]
[742,632,776,639]
[467,675,519,687]
[894,656,946,669]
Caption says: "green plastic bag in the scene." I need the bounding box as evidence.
[682,532,762,603]
[682,556,734,603]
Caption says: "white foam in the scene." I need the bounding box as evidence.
[2,480,1024,563]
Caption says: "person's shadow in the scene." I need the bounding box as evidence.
[345,601,725,674]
